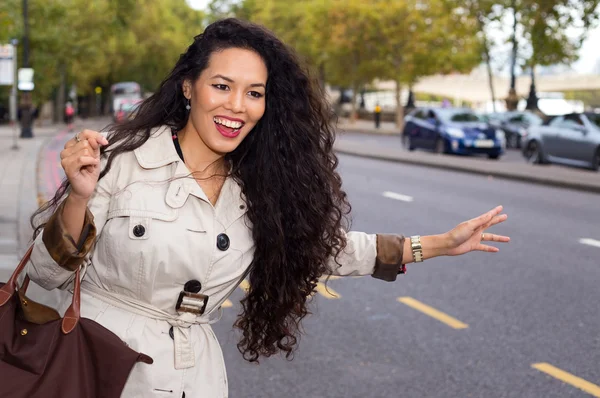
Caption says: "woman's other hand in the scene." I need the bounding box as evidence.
[60,129,109,202]
[443,205,510,256]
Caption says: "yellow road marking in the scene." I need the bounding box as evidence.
[532,363,600,397]
[397,297,468,329]
[239,280,250,292]
[240,279,340,298]
[221,299,233,308]
[314,282,340,299]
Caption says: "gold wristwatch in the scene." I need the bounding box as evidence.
[410,235,423,263]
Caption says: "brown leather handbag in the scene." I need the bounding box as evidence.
[0,246,153,398]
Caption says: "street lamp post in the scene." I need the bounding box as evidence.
[19,0,34,138]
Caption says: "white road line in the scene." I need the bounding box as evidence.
[579,238,600,248]
[382,191,414,202]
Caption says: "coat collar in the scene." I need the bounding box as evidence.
[134,125,181,169]
[134,126,248,227]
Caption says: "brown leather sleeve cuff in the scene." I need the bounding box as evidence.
[372,234,405,282]
[41,200,97,271]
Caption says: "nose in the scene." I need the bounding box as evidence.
[225,91,246,114]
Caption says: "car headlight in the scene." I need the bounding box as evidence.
[446,128,465,138]
[495,129,506,140]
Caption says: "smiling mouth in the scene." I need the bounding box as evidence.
[213,116,245,137]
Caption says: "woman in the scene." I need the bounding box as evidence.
[28,18,509,397]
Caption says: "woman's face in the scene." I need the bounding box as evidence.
[183,47,267,158]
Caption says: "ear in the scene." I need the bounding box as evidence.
[182,80,192,100]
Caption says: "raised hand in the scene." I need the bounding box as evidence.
[444,205,510,256]
[60,130,109,201]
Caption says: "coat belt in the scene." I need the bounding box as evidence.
[82,282,222,369]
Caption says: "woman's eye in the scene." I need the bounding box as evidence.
[249,91,264,98]
[213,84,229,90]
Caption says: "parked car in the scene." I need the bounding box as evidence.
[403,108,505,159]
[114,99,142,123]
[522,112,600,171]
[484,111,544,149]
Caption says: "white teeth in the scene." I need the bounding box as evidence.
[213,117,243,129]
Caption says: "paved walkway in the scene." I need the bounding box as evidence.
[336,117,400,135]
[0,117,109,306]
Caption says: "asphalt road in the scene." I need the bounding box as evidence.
[215,153,600,398]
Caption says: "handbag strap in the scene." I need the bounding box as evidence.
[0,244,81,334]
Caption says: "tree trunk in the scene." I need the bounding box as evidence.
[477,12,496,112]
[405,85,416,109]
[54,64,66,123]
[318,62,326,90]
[349,82,359,123]
[506,1,519,111]
[526,65,539,111]
[395,80,404,129]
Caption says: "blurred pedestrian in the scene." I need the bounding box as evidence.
[374,102,382,128]
[27,18,509,397]
[64,101,75,131]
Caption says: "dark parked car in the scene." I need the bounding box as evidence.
[522,112,600,171]
[403,108,505,159]
[485,111,544,149]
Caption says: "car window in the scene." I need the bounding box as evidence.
[412,110,425,119]
[560,114,584,129]
[525,113,543,125]
[585,113,600,129]
[548,116,564,126]
[565,114,584,125]
[508,115,525,123]
[450,113,481,122]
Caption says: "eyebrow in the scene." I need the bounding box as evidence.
[210,74,266,89]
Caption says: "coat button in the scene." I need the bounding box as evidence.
[133,224,145,237]
[184,280,202,293]
[216,233,230,251]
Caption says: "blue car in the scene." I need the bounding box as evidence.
[402,108,505,159]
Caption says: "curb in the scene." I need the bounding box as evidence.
[337,127,399,136]
[333,143,600,195]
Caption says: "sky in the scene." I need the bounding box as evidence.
[186,0,600,74]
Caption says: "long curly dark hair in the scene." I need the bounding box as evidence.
[32,18,350,362]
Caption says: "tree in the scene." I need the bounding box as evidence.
[463,0,506,112]
[0,0,205,118]
[377,0,481,127]
[521,0,600,111]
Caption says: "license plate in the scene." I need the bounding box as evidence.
[474,139,494,148]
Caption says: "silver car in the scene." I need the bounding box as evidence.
[522,112,600,171]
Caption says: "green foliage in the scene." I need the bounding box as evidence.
[0,0,205,105]
[520,0,600,67]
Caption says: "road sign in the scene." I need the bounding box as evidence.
[18,67,34,91]
[0,44,15,86]
[95,86,102,94]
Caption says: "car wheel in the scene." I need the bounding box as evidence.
[508,134,519,149]
[524,141,543,164]
[591,148,600,171]
[435,138,445,154]
[488,154,500,160]
[403,135,415,151]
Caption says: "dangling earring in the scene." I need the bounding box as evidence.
[185,98,191,111]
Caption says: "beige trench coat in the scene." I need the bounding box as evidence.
[27,126,405,397]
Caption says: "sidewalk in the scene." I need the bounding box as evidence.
[0,121,64,280]
[336,117,399,135]
[0,118,109,283]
